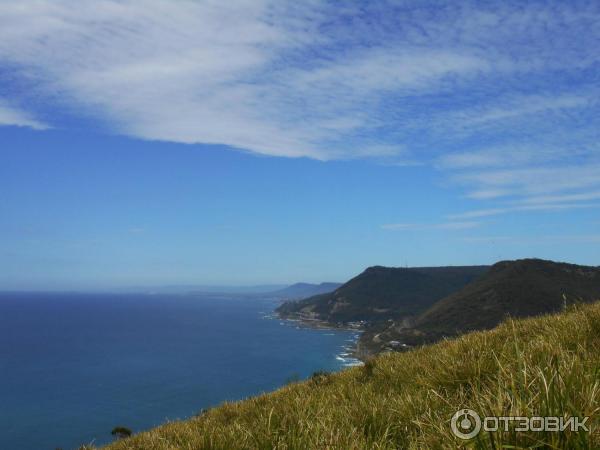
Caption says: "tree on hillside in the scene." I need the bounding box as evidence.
[111,426,132,439]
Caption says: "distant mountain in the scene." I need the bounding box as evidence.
[360,259,600,354]
[276,265,489,324]
[269,282,341,299]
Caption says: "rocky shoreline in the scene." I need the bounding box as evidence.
[275,311,368,361]
[278,314,427,362]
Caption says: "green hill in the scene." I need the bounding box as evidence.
[419,258,600,333]
[362,259,600,353]
[276,265,488,324]
[98,301,600,449]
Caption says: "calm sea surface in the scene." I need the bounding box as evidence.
[0,292,359,450]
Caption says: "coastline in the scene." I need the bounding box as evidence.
[273,311,365,365]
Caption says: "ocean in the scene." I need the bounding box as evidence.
[0,292,360,450]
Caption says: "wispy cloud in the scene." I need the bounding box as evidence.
[1,0,600,227]
[381,221,481,231]
[517,191,600,205]
[0,1,491,159]
[1,1,599,163]
[436,143,591,170]
[447,94,593,133]
[453,164,600,200]
[448,202,600,220]
[447,208,510,220]
[0,100,49,130]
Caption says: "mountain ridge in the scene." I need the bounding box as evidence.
[358,258,600,355]
[276,258,600,357]
[276,264,489,324]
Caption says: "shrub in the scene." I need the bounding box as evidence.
[110,427,132,440]
[310,370,331,386]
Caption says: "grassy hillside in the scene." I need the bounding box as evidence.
[99,301,599,449]
[276,265,488,324]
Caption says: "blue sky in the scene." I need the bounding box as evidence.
[1,0,599,289]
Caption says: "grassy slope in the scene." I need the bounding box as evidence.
[101,303,600,450]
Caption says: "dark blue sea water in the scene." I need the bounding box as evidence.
[0,292,360,450]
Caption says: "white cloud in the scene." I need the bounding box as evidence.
[448,202,600,220]
[452,94,592,129]
[447,208,510,220]
[436,143,592,170]
[0,0,493,160]
[0,100,49,130]
[1,0,599,231]
[452,164,600,199]
[0,1,315,155]
[3,1,599,161]
[381,221,481,231]
[517,191,600,205]
[292,49,487,94]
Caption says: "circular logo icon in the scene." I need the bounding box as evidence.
[451,409,481,440]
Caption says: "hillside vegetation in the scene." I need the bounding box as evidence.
[99,302,600,449]
[361,259,600,353]
[276,265,488,324]
[419,259,600,333]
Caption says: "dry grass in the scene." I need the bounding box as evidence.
[97,303,600,449]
